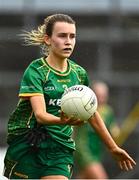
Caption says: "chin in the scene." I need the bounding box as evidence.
[61,54,71,59]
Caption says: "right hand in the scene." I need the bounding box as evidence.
[110,146,136,171]
[60,111,85,126]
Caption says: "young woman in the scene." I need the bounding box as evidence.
[4,14,136,179]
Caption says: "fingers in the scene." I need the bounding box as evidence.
[127,156,136,166]
[60,112,85,125]
[123,153,136,170]
[112,147,136,171]
[60,111,68,119]
[119,159,136,171]
[126,160,134,170]
[119,160,130,171]
[66,117,83,125]
[68,119,85,126]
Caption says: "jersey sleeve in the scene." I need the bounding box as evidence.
[79,68,90,86]
[19,64,44,97]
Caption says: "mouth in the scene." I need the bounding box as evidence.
[63,48,72,52]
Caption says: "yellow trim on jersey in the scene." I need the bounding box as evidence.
[19,93,43,97]
[45,68,51,83]
[42,57,71,76]
[26,111,34,128]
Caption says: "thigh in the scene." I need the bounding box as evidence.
[41,175,68,179]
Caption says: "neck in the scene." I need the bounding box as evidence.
[46,55,68,72]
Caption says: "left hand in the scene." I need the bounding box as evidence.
[60,111,85,126]
[110,146,136,171]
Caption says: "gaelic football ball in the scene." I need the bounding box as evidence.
[61,85,98,121]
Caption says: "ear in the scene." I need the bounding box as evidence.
[44,35,51,46]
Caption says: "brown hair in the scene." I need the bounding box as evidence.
[20,14,75,55]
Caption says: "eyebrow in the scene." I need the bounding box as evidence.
[58,32,76,35]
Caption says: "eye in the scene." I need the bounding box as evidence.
[70,34,76,38]
[58,33,66,38]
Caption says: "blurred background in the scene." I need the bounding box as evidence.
[0,0,139,178]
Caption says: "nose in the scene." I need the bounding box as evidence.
[65,36,71,44]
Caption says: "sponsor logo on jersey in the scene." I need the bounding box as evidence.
[21,85,35,89]
[49,99,61,106]
[57,79,71,83]
[44,86,55,91]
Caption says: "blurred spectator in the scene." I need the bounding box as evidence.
[73,80,120,179]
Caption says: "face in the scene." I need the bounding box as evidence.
[46,22,76,59]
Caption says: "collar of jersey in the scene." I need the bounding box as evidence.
[42,57,71,76]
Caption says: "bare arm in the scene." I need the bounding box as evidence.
[29,95,62,124]
[89,111,136,171]
[29,95,83,125]
[89,111,118,151]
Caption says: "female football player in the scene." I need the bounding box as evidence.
[3,13,136,179]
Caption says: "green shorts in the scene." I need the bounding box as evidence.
[4,135,74,179]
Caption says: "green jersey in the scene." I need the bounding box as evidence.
[7,57,89,150]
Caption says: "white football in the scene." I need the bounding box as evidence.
[61,85,98,121]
